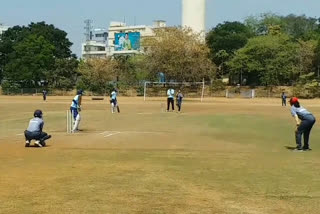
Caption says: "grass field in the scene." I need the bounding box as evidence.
[0,96,320,214]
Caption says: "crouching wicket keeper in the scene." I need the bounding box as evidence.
[24,110,51,147]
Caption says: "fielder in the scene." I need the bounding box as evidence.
[110,88,120,113]
[42,89,48,101]
[176,90,184,112]
[281,92,287,106]
[70,90,83,132]
[289,97,316,151]
[167,88,175,112]
[24,110,51,147]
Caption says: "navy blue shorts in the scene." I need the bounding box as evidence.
[111,99,117,105]
[70,107,78,120]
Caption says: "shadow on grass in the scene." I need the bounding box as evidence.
[26,145,52,148]
[284,146,297,150]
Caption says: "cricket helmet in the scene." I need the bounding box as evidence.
[77,89,84,95]
[34,109,43,118]
[289,97,299,105]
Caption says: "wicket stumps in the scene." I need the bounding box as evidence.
[66,110,74,134]
[161,103,165,113]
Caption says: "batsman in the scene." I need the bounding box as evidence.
[110,88,120,113]
[70,90,83,132]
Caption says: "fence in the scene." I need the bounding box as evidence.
[0,85,314,98]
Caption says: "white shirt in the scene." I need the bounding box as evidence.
[167,89,175,98]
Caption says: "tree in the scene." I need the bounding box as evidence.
[206,22,253,77]
[0,26,25,80]
[315,39,320,78]
[245,13,320,40]
[296,39,317,76]
[114,55,149,87]
[245,13,285,36]
[77,58,118,94]
[0,22,74,86]
[144,27,216,82]
[4,35,55,87]
[227,34,299,86]
[207,22,253,54]
[47,56,79,90]
[282,14,320,40]
[27,22,72,58]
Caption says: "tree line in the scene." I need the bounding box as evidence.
[206,13,320,96]
[1,14,320,96]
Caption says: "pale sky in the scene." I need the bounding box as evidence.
[1,0,319,56]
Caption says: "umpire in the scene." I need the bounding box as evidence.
[167,88,175,112]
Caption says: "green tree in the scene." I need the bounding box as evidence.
[245,13,320,40]
[4,35,55,87]
[47,56,79,90]
[314,39,320,78]
[245,13,285,36]
[77,58,118,94]
[27,22,72,58]
[0,22,74,86]
[144,27,216,82]
[207,22,253,54]
[0,26,25,80]
[282,14,320,40]
[206,22,253,77]
[114,55,149,87]
[296,39,317,76]
[227,34,298,86]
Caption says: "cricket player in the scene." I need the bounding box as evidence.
[42,89,47,101]
[167,88,175,112]
[281,92,287,106]
[110,88,120,113]
[176,90,184,112]
[289,97,316,151]
[70,90,83,132]
[24,110,51,147]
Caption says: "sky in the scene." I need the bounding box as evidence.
[1,0,319,56]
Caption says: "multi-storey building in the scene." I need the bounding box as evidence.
[81,28,108,59]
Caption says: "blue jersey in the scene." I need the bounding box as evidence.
[27,118,44,132]
[291,106,312,120]
[110,91,117,100]
[71,95,81,108]
[176,92,183,103]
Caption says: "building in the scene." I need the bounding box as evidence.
[0,23,9,37]
[81,20,166,58]
[182,0,206,40]
[107,20,166,56]
[81,28,108,59]
[82,40,107,59]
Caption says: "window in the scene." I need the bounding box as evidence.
[97,47,105,51]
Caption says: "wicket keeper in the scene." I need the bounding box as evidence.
[24,110,51,147]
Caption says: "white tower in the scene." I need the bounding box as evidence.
[182,0,206,36]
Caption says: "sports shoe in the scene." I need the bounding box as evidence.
[25,140,30,147]
[40,141,46,147]
[293,147,303,152]
[303,148,312,151]
[34,140,42,148]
